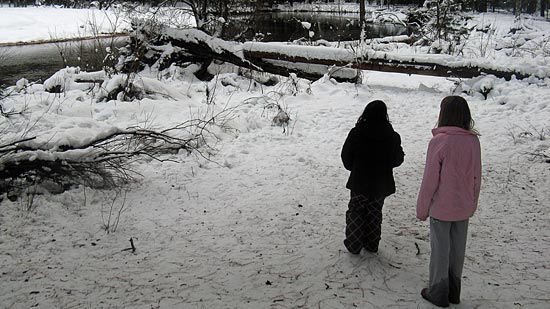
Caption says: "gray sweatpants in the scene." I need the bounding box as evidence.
[427,218,469,305]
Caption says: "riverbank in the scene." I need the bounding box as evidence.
[0,33,128,47]
[0,6,130,45]
[0,36,129,86]
[0,4,406,46]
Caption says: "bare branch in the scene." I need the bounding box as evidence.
[1,106,235,199]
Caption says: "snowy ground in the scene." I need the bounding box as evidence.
[1,5,550,309]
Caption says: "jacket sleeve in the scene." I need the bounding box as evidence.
[392,132,405,168]
[416,139,443,221]
[341,129,355,171]
[473,138,482,209]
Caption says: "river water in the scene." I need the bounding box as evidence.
[0,37,126,87]
[0,12,408,87]
[241,11,407,42]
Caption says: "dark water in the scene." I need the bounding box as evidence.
[0,12,407,87]
[0,37,127,87]
[239,12,408,42]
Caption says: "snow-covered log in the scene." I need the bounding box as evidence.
[154,28,261,73]
[154,28,359,83]
[154,28,549,82]
[242,42,550,81]
[74,71,107,83]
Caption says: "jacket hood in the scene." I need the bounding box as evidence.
[432,126,476,136]
[356,121,395,140]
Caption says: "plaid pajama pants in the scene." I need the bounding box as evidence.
[344,193,385,254]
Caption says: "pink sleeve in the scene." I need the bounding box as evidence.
[473,139,482,208]
[416,140,443,221]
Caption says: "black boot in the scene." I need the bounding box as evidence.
[421,288,449,308]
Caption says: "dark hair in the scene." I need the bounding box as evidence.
[357,100,389,125]
[437,96,477,132]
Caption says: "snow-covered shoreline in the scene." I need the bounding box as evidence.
[0,7,131,45]
[0,33,128,48]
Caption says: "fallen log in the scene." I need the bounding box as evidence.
[153,29,358,82]
[147,28,550,82]
[242,42,549,81]
[156,28,261,72]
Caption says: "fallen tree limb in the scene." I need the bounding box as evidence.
[154,28,261,72]
[0,128,188,196]
[242,42,549,81]
[153,29,359,82]
[0,107,235,198]
[152,28,549,82]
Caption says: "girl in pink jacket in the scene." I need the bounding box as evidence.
[417,96,481,308]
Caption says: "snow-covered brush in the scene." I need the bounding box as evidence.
[526,148,550,164]
[507,122,549,145]
[453,75,497,100]
[408,1,472,55]
[243,91,293,134]
[0,109,235,203]
[45,69,176,102]
[277,73,312,96]
[0,84,31,119]
[272,108,291,134]
[100,188,130,234]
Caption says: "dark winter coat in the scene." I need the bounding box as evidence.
[341,121,404,198]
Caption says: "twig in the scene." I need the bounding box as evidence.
[0,137,37,151]
[122,237,136,253]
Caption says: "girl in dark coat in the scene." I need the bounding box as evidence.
[341,100,405,254]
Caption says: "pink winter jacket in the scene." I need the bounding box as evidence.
[416,126,481,222]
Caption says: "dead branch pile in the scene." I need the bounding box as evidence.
[0,115,228,201]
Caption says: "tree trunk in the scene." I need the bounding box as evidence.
[151,28,261,81]
[477,0,488,12]
[515,0,522,16]
[154,28,548,82]
[360,0,366,28]
[241,45,539,81]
